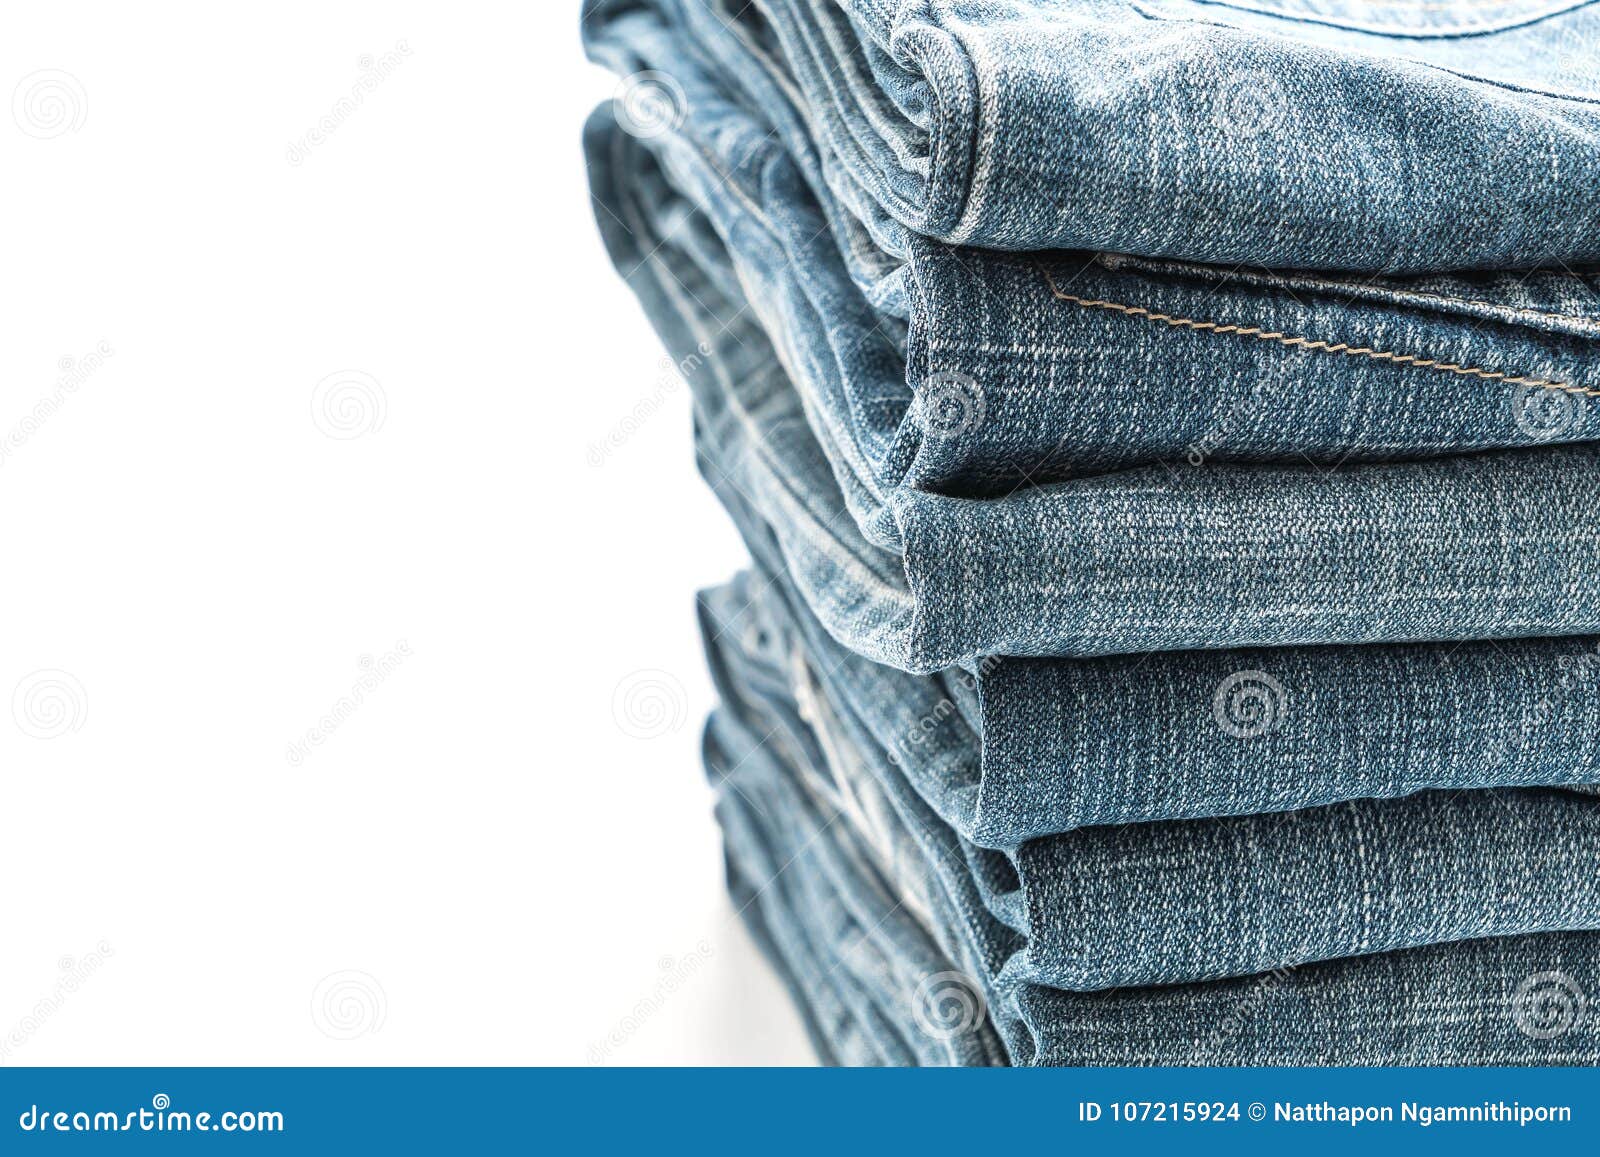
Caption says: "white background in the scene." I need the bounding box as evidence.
[0,2,814,1065]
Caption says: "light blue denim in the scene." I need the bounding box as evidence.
[582,0,1600,1064]
[586,104,1600,838]
[627,162,1600,990]
[583,3,1600,672]
[701,441,1600,992]
[590,0,1600,272]
[703,571,1600,1064]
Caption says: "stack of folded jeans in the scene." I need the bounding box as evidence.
[581,0,1600,1064]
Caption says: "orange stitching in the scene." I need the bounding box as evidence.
[1038,264,1600,399]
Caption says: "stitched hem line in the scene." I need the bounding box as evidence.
[1096,251,1600,334]
[1039,264,1599,399]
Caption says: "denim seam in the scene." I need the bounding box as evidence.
[1096,252,1600,332]
[1039,263,1600,398]
[1143,0,1600,44]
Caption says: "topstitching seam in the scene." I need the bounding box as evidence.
[1039,263,1599,398]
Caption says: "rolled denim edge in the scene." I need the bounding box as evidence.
[972,639,1600,844]
[1012,788,1600,992]
[890,445,1600,665]
[703,616,1012,1064]
[883,485,944,674]
[972,658,1089,845]
[885,8,982,240]
[708,755,910,1065]
[586,108,926,674]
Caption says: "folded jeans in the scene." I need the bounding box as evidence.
[702,569,1600,1064]
[582,15,1600,668]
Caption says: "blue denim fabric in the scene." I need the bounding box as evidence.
[587,0,1600,272]
[582,6,1600,671]
[700,442,1600,991]
[969,640,1600,840]
[582,0,1600,1063]
[585,0,1600,485]
[586,106,1600,840]
[703,573,1600,1064]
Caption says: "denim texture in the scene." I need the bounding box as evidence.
[703,571,1600,1064]
[588,0,1600,272]
[583,2,1600,671]
[581,0,1600,1064]
[587,104,1600,839]
[701,446,1600,991]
